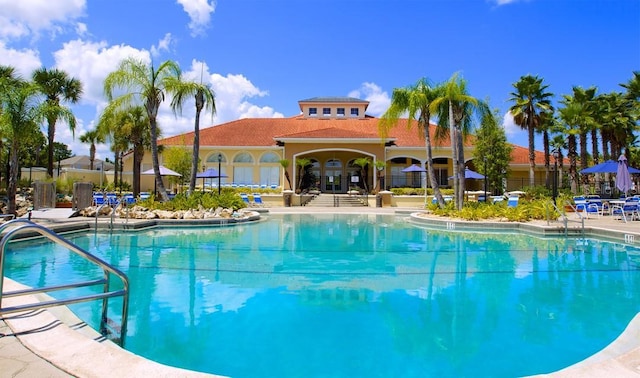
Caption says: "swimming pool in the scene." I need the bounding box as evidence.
[4,213,640,377]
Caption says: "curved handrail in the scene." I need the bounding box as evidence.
[0,219,129,346]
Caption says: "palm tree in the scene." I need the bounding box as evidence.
[430,73,485,210]
[379,78,446,206]
[550,134,567,189]
[170,69,216,195]
[373,160,386,192]
[98,106,150,196]
[79,129,105,170]
[295,157,312,191]
[570,86,597,180]
[279,159,292,190]
[508,75,554,187]
[353,157,372,193]
[32,67,82,178]
[558,97,583,193]
[0,78,43,214]
[620,71,640,102]
[104,58,184,201]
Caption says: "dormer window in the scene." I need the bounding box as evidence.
[337,108,345,117]
[309,108,317,116]
[350,108,359,117]
[323,108,331,117]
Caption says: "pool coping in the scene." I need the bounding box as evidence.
[3,208,640,377]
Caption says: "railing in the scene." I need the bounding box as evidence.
[0,219,129,347]
[559,200,585,238]
[95,203,116,231]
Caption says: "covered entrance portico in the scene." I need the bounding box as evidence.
[288,149,386,194]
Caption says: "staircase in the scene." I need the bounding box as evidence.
[305,194,368,207]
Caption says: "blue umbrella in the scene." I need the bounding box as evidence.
[196,168,226,178]
[449,168,485,180]
[617,155,633,195]
[581,160,640,174]
[196,168,228,190]
[401,164,427,172]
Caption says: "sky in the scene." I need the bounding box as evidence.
[1,0,639,161]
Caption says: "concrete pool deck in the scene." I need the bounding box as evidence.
[2,206,640,377]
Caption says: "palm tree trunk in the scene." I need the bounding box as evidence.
[133,145,144,197]
[543,131,550,187]
[528,122,535,187]
[449,101,459,209]
[189,92,204,195]
[423,118,444,206]
[47,118,55,178]
[8,143,19,215]
[568,135,578,193]
[149,109,169,201]
[591,128,600,191]
[579,133,589,187]
[456,124,465,210]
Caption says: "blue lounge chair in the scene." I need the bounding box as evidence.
[612,200,639,223]
[252,193,264,207]
[240,193,250,205]
[93,193,106,206]
[106,193,119,206]
[507,197,519,207]
[124,194,136,205]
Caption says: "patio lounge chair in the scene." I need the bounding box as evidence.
[93,193,106,206]
[252,193,265,207]
[611,200,639,223]
[240,193,250,205]
[106,193,119,206]
[585,197,607,218]
[123,194,136,205]
[507,196,519,207]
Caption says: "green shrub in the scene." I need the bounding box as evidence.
[136,189,246,211]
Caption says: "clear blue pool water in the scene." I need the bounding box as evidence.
[4,213,640,377]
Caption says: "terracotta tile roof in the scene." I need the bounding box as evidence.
[275,127,382,139]
[159,115,548,164]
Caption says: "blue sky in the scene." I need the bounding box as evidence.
[1,0,638,160]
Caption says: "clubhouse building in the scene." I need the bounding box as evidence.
[129,97,547,194]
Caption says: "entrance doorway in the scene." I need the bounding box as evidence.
[324,159,342,192]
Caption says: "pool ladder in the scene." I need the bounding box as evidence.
[549,200,585,238]
[0,219,130,347]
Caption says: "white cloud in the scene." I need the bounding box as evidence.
[0,0,85,39]
[492,0,520,5]
[53,39,150,106]
[75,22,88,37]
[151,33,174,58]
[0,41,41,77]
[176,0,216,37]
[502,111,520,137]
[348,82,391,116]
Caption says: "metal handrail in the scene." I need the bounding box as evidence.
[0,219,129,347]
[95,203,115,230]
[561,200,585,238]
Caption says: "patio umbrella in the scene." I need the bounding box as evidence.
[581,160,640,174]
[449,168,484,180]
[401,164,427,172]
[616,155,633,195]
[196,168,228,190]
[402,164,426,188]
[141,165,182,177]
[196,167,225,178]
[141,165,182,195]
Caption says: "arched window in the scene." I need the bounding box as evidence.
[260,152,280,163]
[234,152,254,163]
[206,153,227,163]
[259,152,281,187]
